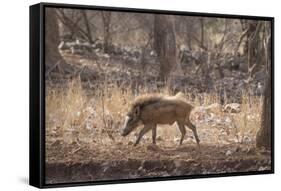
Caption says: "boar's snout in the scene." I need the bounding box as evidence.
[120,129,129,136]
[120,116,130,136]
[120,125,131,136]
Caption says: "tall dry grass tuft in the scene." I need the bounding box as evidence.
[46,79,90,144]
[231,90,263,143]
[46,78,138,146]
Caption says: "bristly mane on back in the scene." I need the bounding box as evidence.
[131,94,163,109]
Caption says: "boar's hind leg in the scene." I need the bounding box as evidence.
[152,126,157,144]
[134,124,154,146]
[176,121,186,145]
[185,120,200,147]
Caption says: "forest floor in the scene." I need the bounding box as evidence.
[45,53,271,184]
[45,126,271,184]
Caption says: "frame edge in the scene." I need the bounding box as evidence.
[30,2,275,188]
[29,3,44,188]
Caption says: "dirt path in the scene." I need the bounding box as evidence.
[45,140,271,184]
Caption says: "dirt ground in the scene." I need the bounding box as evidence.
[45,125,271,184]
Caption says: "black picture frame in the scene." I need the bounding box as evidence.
[30,2,274,188]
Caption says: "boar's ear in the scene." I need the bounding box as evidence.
[134,106,140,116]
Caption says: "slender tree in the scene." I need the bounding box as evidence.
[256,25,272,149]
[101,11,112,53]
[45,8,65,69]
[154,15,176,81]
[81,10,93,43]
[256,75,271,149]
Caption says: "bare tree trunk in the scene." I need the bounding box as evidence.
[45,8,65,69]
[154,15,176,81]
[256,75,271,149]
[200,18,204,48]
[81,10,93,43]
[239,20,262,78]
[256,24,272,149]
[101,11,112,54]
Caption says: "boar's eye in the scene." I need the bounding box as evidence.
[134,106,140,116]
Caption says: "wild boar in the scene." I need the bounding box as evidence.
[120,93,200,147]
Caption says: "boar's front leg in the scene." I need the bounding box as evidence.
[152,126,157,144]
[176,121,186,145]
[134,124,155,146]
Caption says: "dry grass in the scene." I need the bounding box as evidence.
[46,78,263,147]
[232,91,263,143]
